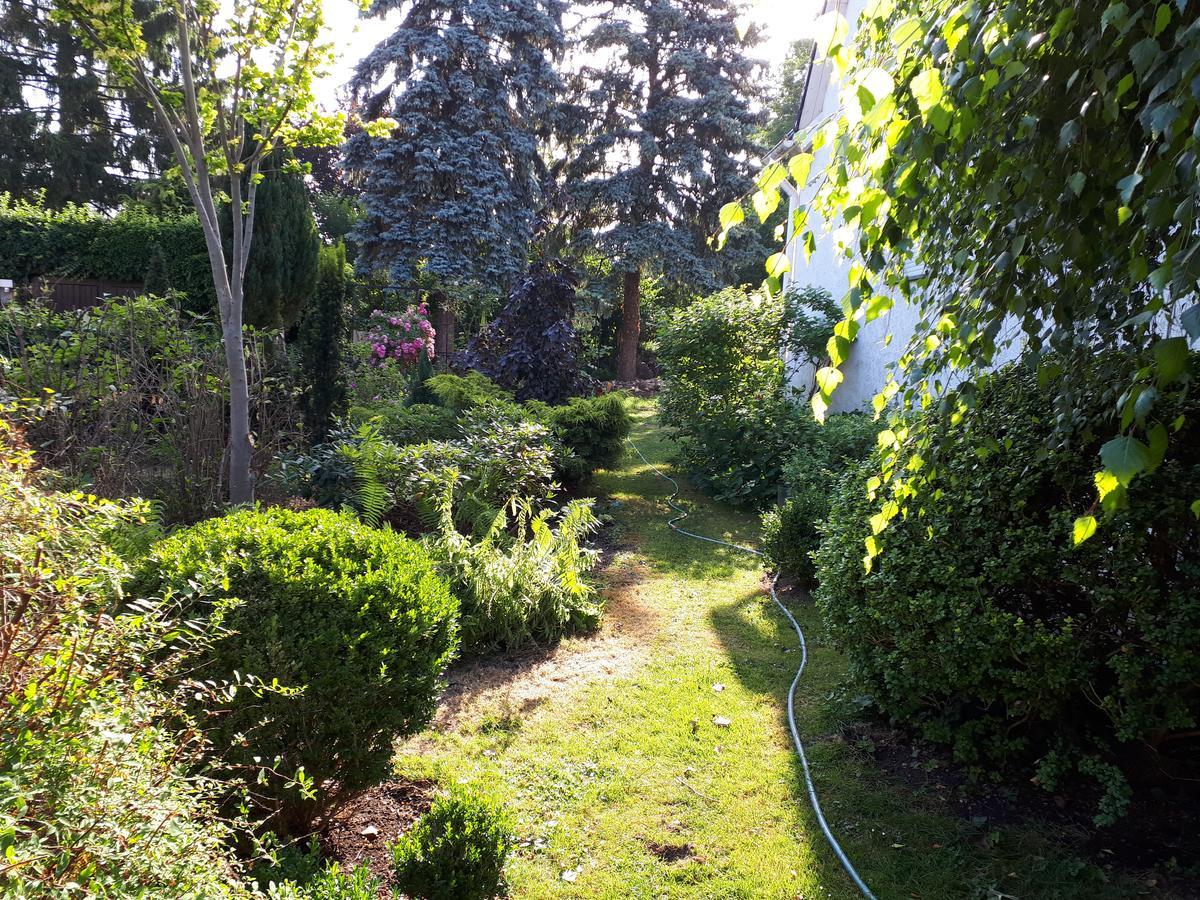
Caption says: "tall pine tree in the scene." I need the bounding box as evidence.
[566,0,764,380]
[0,0,170,208]
[347,0,566,341]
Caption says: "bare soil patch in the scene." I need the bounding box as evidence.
[320,779,434,893]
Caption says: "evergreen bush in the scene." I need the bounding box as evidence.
[525,392,632,482]
[128,507,460,834]
[297,242,349,440]
[656,287,804,507]
[814,361,1200,823]
[391,786,514,900]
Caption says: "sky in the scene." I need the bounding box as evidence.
[314,0,827,108]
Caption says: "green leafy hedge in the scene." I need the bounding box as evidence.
[762,413,880,583]
[0,195,216,313]
[814,361,1200,823]
[128,507,460,834]
[656,287,808,507]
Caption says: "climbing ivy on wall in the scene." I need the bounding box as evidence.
[724,0,1200,566]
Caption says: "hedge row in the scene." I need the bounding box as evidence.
[0,195,216,313]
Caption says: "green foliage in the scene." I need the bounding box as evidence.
[0,194,216,312]
[813,362,1200,823]
[296,242,349,440]
[425,475,601,653]
[0,410,244,897]
[730,0,1200,562]
[348,402,460,446]
[656,287,805,507]
[391,785,514,900]
[763,413,880,583]
[128,507,460,834]
[229,152,320,330]
[525,392,633,483]
[425,371,516,412]
[759,38,817,147]
[0,294,300,521]
[267,864,382,900]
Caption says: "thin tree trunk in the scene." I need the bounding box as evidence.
[617,268,641,381]
[222,313,254,504]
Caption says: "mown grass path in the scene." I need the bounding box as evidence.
[396,400,1161,899]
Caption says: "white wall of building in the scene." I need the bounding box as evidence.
[783,0,922,414]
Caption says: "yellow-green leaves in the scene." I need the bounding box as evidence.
[787,152,813,187]
[1072,515,1098,545]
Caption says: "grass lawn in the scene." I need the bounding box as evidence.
[394,399,1164,899]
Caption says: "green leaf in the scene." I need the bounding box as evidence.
[765,252,791,278]
[910,69,945,116]
[1067,172,1086,196]
[1153,3,1172,35]
[1100,435,1152,485]
[1129,37,1160,80]
[1073,515,1098,545]
[1117,172,1143,203]
[1192,499,1200,519]
[815,366,844,395]
[1181,303,1200,341]
[788,152,814,187]
[1153,336,1188,386]
[719,201,745,232]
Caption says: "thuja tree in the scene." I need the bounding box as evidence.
[347,0,566,338]
[567,0,764,381]
[725,0,1200,562]
[51,0,383,503]
[232,152,320,330]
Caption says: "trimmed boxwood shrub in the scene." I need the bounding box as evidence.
[391,785,514,900]
[128,507,460,834]
[814,361,1200,822]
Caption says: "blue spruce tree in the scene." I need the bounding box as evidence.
[565,0,765,380]
[347,0,566,348]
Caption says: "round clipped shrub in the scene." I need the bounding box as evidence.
[391,786,514,900]
[128,507,459,833]
[814,361,1200,822]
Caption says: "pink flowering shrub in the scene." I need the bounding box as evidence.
[364,305,436,368]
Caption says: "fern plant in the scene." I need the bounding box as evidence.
[337,422,390,527]
[424,472,602,653]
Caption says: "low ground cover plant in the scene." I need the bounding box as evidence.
[391,785,514,900]
[128,506,460,834]
[814,360,1200,823]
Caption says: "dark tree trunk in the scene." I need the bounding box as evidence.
[432,291,456,360]
[617,268,641,381]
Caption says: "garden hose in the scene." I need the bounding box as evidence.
[627,438,878,900]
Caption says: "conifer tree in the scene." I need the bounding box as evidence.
[0,0,169,209]
[346,0,566,318]
[566,0,764,380]
[231,153,321,330]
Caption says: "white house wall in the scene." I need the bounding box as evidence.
[783,0,921,413]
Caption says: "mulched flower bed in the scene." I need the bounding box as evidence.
[320,779,435,891]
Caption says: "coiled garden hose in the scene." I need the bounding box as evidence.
[627,438,878,900]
